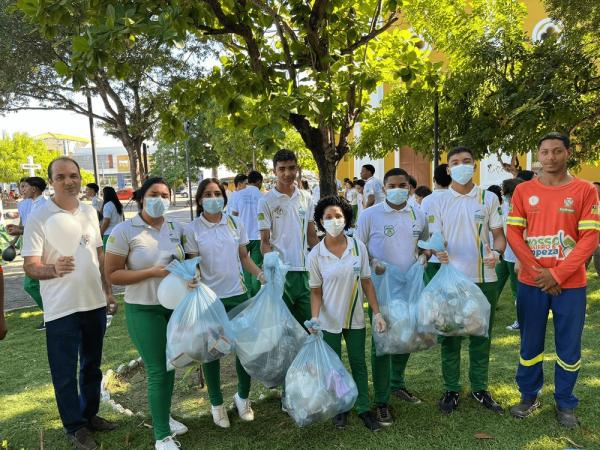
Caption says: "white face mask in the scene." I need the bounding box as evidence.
[322,218,346,237]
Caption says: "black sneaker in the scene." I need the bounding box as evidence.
[439,391,460,414]
[332,412,348,429]
[509,398,540,418]
[375,404,394,426]
[87,415,118,432]
[556,406,580,428]
[471,391,504,415]
[36,321,46,331]
[68,428,97,450]
[358,411,381,432]
[392,388,422,404]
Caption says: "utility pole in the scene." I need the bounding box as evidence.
[184,121,194,221]
[433,95,440,168]
[86,92,99,183]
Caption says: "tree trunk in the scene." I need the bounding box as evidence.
[124,141,145,189]
[312,143,339,198]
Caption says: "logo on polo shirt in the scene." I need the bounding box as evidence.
[258,212,265,221]
[529,195,539,206]
[384,225,395,237]
[559,197,576,214]
[272,206,284,218]
[564,197,574,207]
[80,234,91,247]
[526,230,576,260]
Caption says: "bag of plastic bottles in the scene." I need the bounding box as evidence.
[372,261,437,356]
[229,252,307,388]
[284,329,358,427]
[165,258,235,370]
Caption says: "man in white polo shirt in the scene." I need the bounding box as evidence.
[258,149,319,325]
[356,167,429,427]
[361,164,385,208]
[22,157,117,450]
[426,147,506,415]
[231,170,264,296]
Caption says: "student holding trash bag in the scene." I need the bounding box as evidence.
[104,177,191,450]
[425,147,506,415]
[184,178,265,429]
[356,168,429,426]
[306,195,386,432]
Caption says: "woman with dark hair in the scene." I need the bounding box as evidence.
[306,195,386,432]
[183,178,265,429]
[105,177,191,450]
[100,186,124,249]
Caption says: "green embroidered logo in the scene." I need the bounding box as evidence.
[384,225,395,237]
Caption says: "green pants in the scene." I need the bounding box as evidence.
[102,235,109,251]
[203,293,251,406]
[283,271,311,326]
[24,275,43,311]
[424,262,441,284]
[125,303,174,441]
[243,240,263,297]
[323,328,370,414]
[495,260,517,300]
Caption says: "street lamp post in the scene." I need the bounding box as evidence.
[184,121,194,221]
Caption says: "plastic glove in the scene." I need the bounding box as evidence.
[304,318,321,334]
[373,313,387,333]
[372,258,386,275]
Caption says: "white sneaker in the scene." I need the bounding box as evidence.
[169,416,188,436]
[155,435,181,450]
[233,393,255,421]
[506,320,520,331]
[211,404,230,428]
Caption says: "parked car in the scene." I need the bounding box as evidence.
[117,187,134,200]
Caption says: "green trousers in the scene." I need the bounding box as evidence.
[368,307,410,405]
[102,235,110,251]
[203,293,251,406]
[24,275,43,311]
[495,260,517,300]
[323,328,370,414]
[426,263,499,391]
[283,271,311,326]
[125,303,174,441]
[243,240,263,297]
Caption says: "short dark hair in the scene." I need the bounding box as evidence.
[408,175,417,189]
[222,181,229,186]
[313,195,353,233]
[517,170,535,181]
[234,173,248,187]
[415,185,432,198]
[48,156,81,180]
[593,181,600,187]
[134,176,170,211]
[538,132,570,149]
[86,182,99,193]
[273,149,297,168]
[354,179,365,188]
[486,185,502,203]
[433,163,452,188]
[25,176,47,193]
[248,170,263,184]
[19,177,28,183]
[447,146,474,161]
[362,164,375,176]
[502,177,524,197]
[383,168,409,184]
[195,178,228,216]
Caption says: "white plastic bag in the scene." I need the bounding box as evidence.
[372,261,437,356]
[165,258,235,370]
[229,252,307,388]
[284,331,358,427]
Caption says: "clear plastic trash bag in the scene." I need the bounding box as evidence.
[284,330,358,427]
[165,257,235,370]
[229,252,307,388]
[371,261,437,356]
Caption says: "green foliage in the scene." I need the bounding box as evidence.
[0,133,59,182]
[79,169,96,186]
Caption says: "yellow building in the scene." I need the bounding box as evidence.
[337,0,600,186]
[34,133,89,155]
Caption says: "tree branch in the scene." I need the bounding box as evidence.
[340,14,399,55]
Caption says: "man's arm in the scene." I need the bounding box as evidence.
[24,256,63,279]
[365,194,375,208]
[507,188,542,279]
[0,267,6,339]
[97,247,117,314]
[307,222,319,248]
[260,229,273,255]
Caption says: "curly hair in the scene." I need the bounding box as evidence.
[313,195,353,233]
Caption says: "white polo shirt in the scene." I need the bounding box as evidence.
[420,189,448,263]
[363,176,385,207]
[230,185,262,241]
[91,195,102,213]
[308,237,371,333]
[184,213,249,298]
[22,199,106,322]
[106,215,190,305]
[17,198,33,225]
[426,186,503,283]
[258,186,314,271]
[356,201,428,272]
[102,201,123,236]
[500,201,516,263]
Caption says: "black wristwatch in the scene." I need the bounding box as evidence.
[492,249,504,261]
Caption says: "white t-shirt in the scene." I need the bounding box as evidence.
[258,186,315,271]
[91,195,102,213]
[420,189,448,264]
[18,198,33,226]
[408,196,422,213]
[501,201,517,263]
[230,185,262,241]
[356,201,428,272]
[308,237,371,333]
[346,188,358,206]
[226,190,238,216]
[357,193,364,217]
[363,176,385,207]
[102,202,123,236]
[184,214,249,298]
[312,185,321,205]
[22,199,106,322]
[427,186,503,283]
[106,215,190,305]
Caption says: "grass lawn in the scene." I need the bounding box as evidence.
[2,271,600,450]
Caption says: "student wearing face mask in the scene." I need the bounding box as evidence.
[184,178,265,429]
[104,177,191,450]
[355,168,429,426]
[425,147,506,415]
[306,195,386,432]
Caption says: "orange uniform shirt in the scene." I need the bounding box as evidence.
[507,177,600,288]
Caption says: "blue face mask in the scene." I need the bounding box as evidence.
[449,164,474,185]
[386,188,409,205]
[144,197,169,218]
[202,197,224,215]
